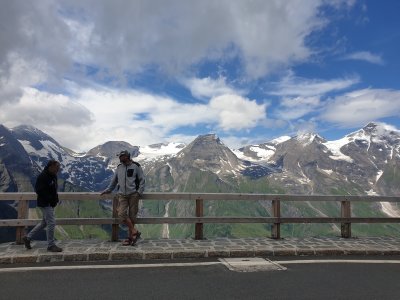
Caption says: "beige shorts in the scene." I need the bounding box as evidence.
[117,193,139,222]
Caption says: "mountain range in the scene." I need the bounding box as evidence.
[1,122,400,241]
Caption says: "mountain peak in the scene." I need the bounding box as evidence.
[13,124,41,133]
[87,141,139,158]
[196,133,222,143]
[346,122,400,143]
[295,132,326,145]
[270,136,291,145]
[362,122,400,135]
[11,124,61,151]
[175,133,242,173]
[183,134,225,155]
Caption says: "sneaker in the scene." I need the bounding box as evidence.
[131,231,141,246]
[23,236,32,250]
[47,245,63,252]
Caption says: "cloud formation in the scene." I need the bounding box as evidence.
[320,89,400,127]
[277,96,321,120]
[0,0,354,88]
[270,72,360,97]
[0,1,71,103]
[0,84,265,150]
[341,51,384,65]
[181,77,241,100]
[3,0,396,151]
[209,94,267,131]
[271,73,359,122]
[62,0,330,78]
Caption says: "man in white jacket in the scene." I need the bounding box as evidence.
[101,150,145,246]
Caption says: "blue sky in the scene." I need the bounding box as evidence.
[0,0,399,151]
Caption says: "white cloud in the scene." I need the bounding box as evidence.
[1,0,354,87]
[320,89,400,127]
[294,120,319,135]
[0,0,363,150]
[0,87,94,150]
[341,51,384,65]
[0,1,72,102]
[271,73,359,122]
[276,96,321,120]
[75,87,266,137]
[181,77,241,100]
[0,85,266,151]
[0,87,92,127]
[0,53,49,103]
[64,0,329,78]
[209,94,267,131]
[271,72,360,97]
[75,87,218,131]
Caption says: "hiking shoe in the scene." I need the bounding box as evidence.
[47,245,63,252]
[23,236,32,250]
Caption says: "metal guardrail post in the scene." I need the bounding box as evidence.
[272,198,281,239]
[195,198,204,240]
[341,200,351,238]
[111,195,119,242]
[16,199,29,244]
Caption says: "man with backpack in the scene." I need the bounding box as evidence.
[101,150,145,246]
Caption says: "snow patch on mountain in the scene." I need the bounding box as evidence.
[323,137,354,163]
[271,136,291,144]
[233,145,274,162]
[376,170,383,182]
[137,142,185,161]
[296,133,322,146]
[20,139,61,157]
[251,146,275,160]
[317,167,333,175]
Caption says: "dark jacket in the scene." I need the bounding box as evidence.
[35,169,59,207]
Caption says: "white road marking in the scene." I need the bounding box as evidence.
[0,262,221,273]
[277,259,400,265]
[1,259,400,273]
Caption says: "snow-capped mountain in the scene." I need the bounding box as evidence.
[233,136,291,163]
[230,123,400,197]
[0,125,187,192]
[1,121,400,240]
[11,125,113,191]
[137,142,185,161]
[0,125,37,192]
[1,121,399,196]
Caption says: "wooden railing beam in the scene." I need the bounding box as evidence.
[1,193,399,243]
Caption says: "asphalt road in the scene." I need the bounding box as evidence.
[1,257,400,300]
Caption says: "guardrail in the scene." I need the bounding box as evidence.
[1,192,400,243]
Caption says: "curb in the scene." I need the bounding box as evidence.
[2,248,400,265]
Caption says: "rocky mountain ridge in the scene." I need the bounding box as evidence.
[1,122,400,241]
[0,122,399,197]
